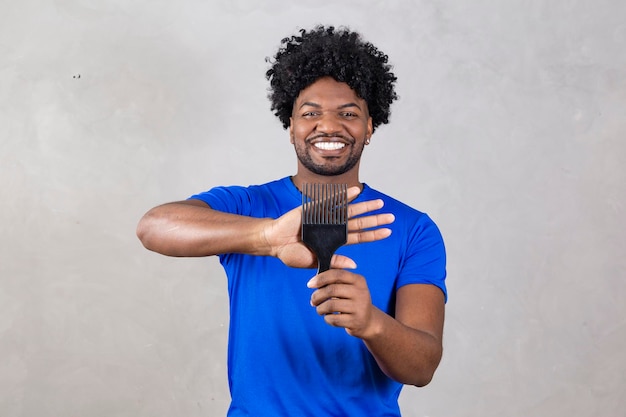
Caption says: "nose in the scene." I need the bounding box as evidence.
[315,113,342,135]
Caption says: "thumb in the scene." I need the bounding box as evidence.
[330,254,357,270]
[347,186,362,203]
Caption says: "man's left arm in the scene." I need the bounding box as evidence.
[308,276,445,386]
[364,283,445,386]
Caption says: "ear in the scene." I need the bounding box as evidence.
[289,117,295,144]
[367,117,373,140]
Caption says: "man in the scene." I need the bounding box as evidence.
[137,25,447,416]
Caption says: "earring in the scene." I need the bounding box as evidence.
[365,137,371,145]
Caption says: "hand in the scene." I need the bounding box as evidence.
[307,269,381,338]
[264,186,395,269]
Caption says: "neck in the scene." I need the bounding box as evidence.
[291,172,362,192]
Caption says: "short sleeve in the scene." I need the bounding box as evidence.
[188,185,253,216]
[397,214,447,302]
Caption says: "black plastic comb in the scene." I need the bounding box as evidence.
[301,183,348,274]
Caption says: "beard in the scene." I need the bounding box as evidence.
[294,139,365,176]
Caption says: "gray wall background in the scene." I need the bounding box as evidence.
[1,1,625,416]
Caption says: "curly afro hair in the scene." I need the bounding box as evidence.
[266,25,398,131]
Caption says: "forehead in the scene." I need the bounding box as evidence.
[295,77,366,107]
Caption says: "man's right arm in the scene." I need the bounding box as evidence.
[136,187,395,268]
[136,199,274,258]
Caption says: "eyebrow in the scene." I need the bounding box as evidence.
[298,101,363,111]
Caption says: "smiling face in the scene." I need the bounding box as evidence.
[289,77,373,186]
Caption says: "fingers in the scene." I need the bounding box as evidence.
[346,186,362,203]
[315,298,354,317]
[348,211,394,230]
[329,254,357,270]
[307,270,373,333]
[347,198,384,218]
[308,275,358,316]
[307,269,358,289]
[346,199,395,245]
[347,227,392,245]
[345,212,394,245]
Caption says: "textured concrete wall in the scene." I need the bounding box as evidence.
[1,1,625,416]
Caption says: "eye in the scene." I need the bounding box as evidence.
[340,111,359,119]
[302,111,320,118]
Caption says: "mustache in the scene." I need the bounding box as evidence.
[307,133,354,143]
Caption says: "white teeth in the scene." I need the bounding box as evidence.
[314,142,346,150]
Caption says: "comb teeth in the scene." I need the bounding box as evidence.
[302,183,348,224]
[301,183,349,273]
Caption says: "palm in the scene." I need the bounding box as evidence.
[265,206,317,268]
[265,190,395,270]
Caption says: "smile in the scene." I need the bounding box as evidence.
[313,142,346,151]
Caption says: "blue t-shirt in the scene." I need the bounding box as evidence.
[189,177,447,417]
